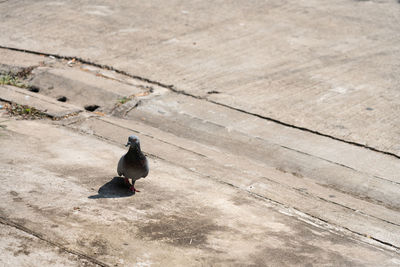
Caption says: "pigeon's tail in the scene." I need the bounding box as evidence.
[117,156,124,177]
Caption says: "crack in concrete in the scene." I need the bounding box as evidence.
[0,216,110,267]
[122,100,141,118]
[0,46,174,89]
[206,99,400,160]
[259,175,400,228]
[0,45,398,160]
[86,117,209,159]
[280,144,400,186]
[249,191,400,251]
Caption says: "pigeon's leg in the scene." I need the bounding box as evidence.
[124,178,131,186]
[129,180,140,193]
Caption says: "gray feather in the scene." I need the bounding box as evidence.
[117,135,149,181]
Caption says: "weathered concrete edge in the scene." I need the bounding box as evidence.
[0,85,82,118]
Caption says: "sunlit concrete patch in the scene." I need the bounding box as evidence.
[0,117,399,265]
[84,5,114,16]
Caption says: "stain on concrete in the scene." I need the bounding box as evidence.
[48,165,112,180]
[230,194,254,206]
[3,229,34,256]
[9,190,18,196]
[249,221,360,266]
[12,197,23,202]
[90,238,108,255]
[9,190,23,202]
[77,236,109,255]
[13,243,31,256]
[137,210,227,248]
[291,172,303,178]
[136,203,153,210]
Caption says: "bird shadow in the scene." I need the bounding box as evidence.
[88,177,134,199]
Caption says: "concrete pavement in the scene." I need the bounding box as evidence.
[0,0,399,156]
[0,0,400,266]
[0,107,399,266]
[0,48,399,265]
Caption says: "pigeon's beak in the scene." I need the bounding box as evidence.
[125,141,131,147]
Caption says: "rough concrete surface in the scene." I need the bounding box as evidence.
[0,115,399,266]
[0,1,400,266]
[0,0,399,156]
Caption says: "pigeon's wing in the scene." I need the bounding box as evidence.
[141,158,149,178]
[117,156,124,176]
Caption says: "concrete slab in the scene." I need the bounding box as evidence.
[1,117,399,266]
[0,3,399,264]
[0,85,82,119]
[0,48,47,71]
[69,114,400,249]
[1,47,399,259]
[0,0,399,156]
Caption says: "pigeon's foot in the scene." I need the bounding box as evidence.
[129,185,140,193]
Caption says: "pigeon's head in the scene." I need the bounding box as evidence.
[126,135,140,147]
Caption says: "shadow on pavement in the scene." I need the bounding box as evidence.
[88,177,134,199]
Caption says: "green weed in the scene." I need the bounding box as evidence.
[118,96,131,105]
[0,74,26,88]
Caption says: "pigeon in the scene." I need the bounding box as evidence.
[117,135,149,192]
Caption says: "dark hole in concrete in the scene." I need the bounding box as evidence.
[84,105,100,112]
[28,86,40,93]
[57,96,67,102]
[207,90,220,94]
